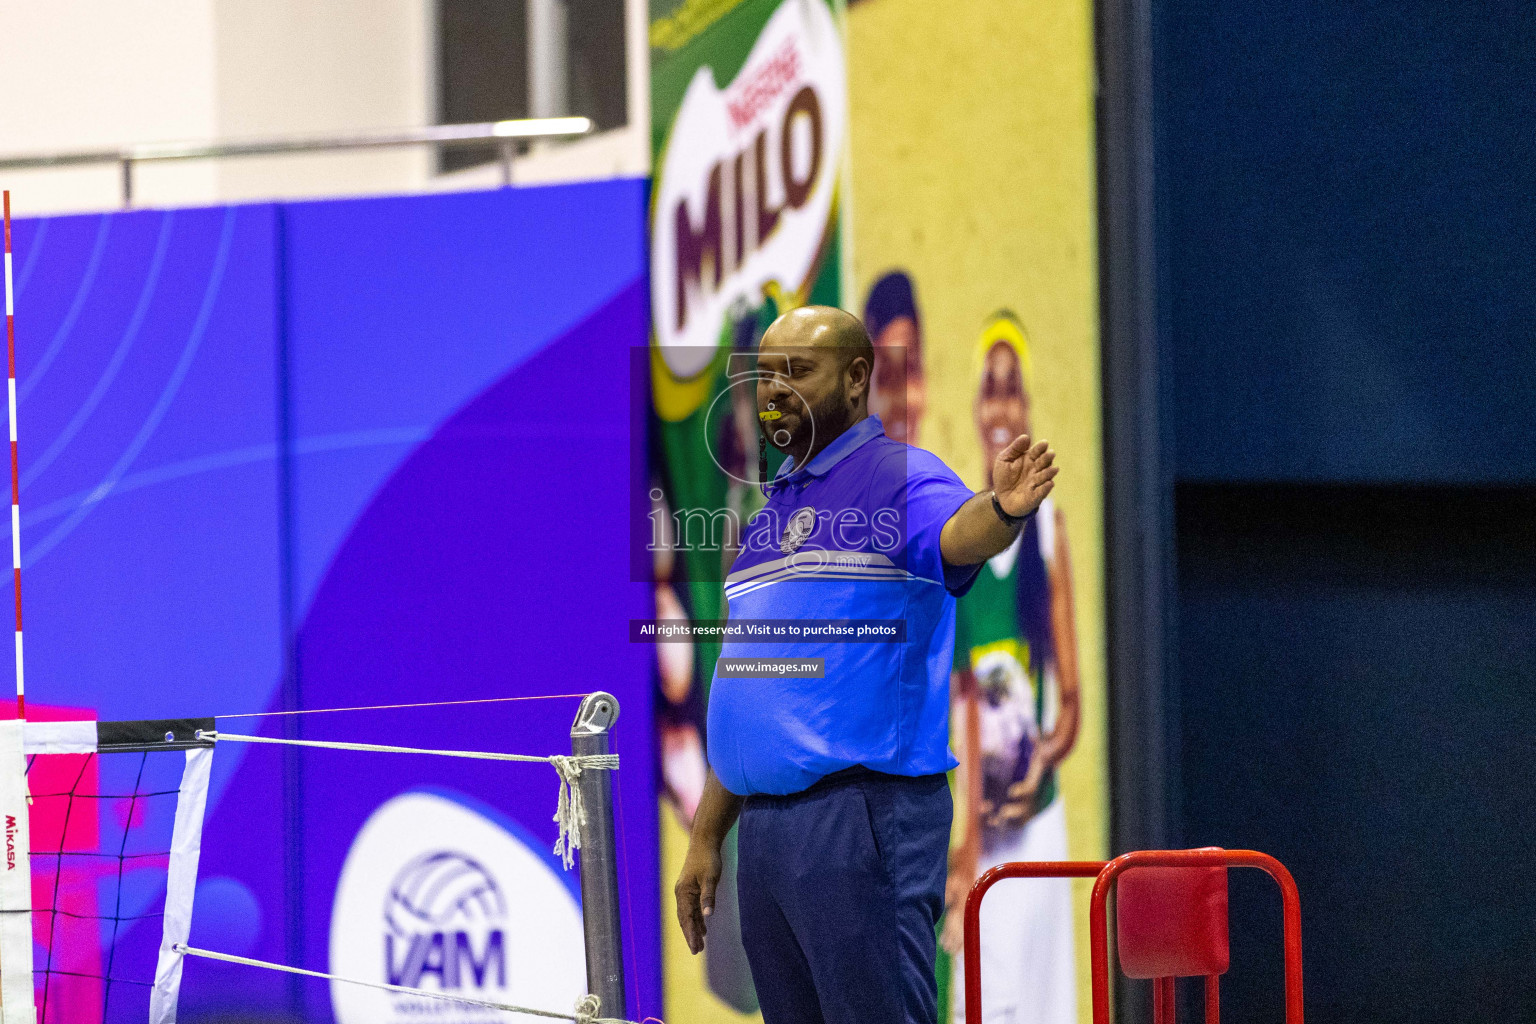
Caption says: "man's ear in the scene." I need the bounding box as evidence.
[846,355,871,405]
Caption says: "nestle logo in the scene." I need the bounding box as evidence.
[384,851,507,992]
[726,38,801,131]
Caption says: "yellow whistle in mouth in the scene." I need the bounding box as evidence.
[759,410,782,421]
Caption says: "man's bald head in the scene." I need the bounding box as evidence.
[761,306,875,376]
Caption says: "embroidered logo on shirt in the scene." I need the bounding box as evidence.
[780,506,818,554]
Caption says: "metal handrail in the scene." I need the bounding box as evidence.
[0,116,594,206]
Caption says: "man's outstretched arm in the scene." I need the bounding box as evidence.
[674,768,745,954]
[940,436,1058,567]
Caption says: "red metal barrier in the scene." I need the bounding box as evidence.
[962,850,1303,1024]
[962,861,1107,1024]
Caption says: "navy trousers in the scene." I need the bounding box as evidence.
[737,768,952,1024]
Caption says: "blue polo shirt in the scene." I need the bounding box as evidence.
[707,415,980,796]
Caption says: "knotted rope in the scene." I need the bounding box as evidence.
[573,991,633,1024]
[551,753,619,868]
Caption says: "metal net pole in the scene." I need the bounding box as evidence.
[571,691,625,1020]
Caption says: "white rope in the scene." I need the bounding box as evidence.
[573,993,628,1024]
[547,754,620,869]
[202,730,574,763]
[172,944,631,1023]
[215,692,590,719]
[551,755,587,869]
[202,732,618,869]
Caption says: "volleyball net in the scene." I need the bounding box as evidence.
[0,692,633,1024]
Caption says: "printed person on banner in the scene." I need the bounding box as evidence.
[943,313,1082,1024]
[864,270,927,448]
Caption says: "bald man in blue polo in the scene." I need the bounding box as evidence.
[675,306,1059,1024]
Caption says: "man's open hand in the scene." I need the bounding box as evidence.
[992,436,1057,519]
[674,841,723,954]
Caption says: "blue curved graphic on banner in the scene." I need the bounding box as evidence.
[14,207,282,732]
[31,209,238,565]
[20,214,108,402]
[23,212,173,490]
[12,215,49,301]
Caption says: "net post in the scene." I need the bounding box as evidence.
[0,720,36,1024]
[571,691,625,1020]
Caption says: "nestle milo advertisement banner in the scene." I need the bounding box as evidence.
[648,0,846,1018]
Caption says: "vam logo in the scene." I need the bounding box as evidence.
[384,851,507,991]
[331,791,585,1024]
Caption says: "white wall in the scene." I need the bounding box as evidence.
[0,0,221,212]
[211,0,435,204]
[0,0,649,217]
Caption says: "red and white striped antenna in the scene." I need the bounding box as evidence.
[3,192,24,720]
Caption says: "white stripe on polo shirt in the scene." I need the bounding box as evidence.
[726,569,923,600]
[725,549,900,585]
[723,550,926,599]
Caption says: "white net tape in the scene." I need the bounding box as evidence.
[202,731,618,868]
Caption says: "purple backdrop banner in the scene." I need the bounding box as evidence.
[5,181,658,1023]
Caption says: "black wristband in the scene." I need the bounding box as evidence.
[990,491,1033,529]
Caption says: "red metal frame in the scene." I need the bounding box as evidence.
[962,849,1303,1024]
[963,861,1107,1024]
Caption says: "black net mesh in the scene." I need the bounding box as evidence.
[23,736,189,1024]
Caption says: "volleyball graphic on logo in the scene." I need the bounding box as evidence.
[384,851,508,937]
